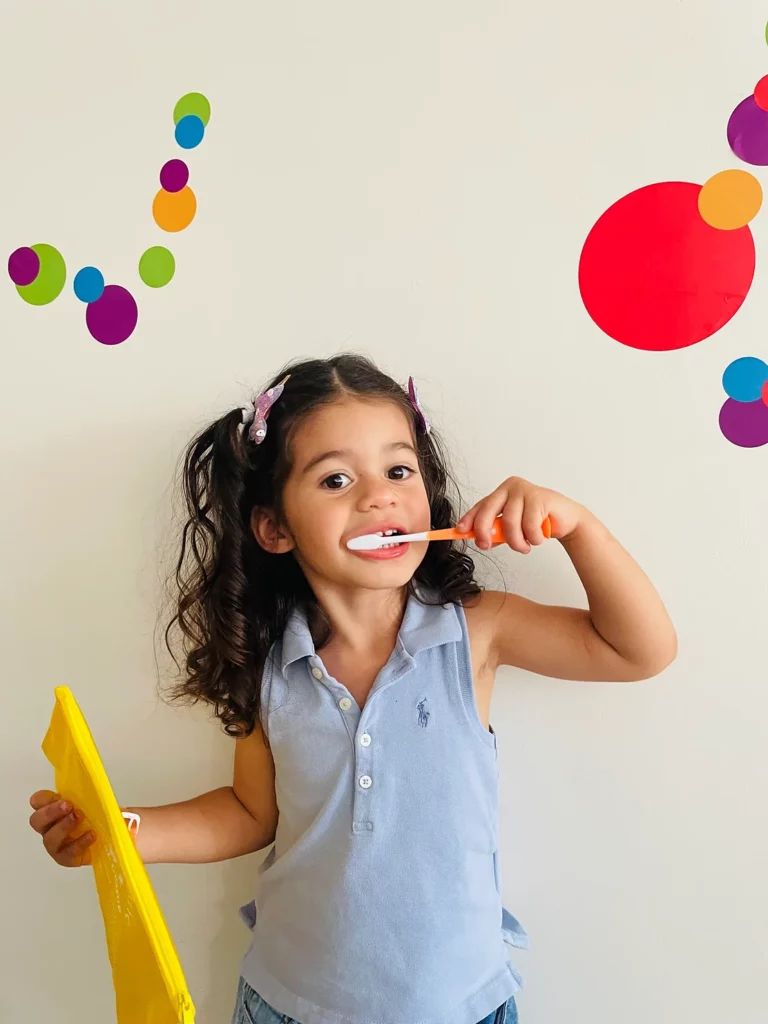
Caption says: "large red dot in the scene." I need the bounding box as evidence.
[578,181,756,352]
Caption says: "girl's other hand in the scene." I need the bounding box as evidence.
[457,476,585,553]
[29,790,95,867]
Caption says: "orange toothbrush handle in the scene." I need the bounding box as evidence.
[455,515,552,545]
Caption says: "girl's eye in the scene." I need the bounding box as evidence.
[321,472,352,490]
[388,465,414,481]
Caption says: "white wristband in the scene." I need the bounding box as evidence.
[122,811,141,837]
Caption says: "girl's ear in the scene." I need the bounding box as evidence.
[251,508,296,554]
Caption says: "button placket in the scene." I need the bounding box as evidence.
[352,708,376,832]
[308,661,360,743]
[307,658,375,832]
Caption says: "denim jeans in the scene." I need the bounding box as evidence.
[231,977,519,1024]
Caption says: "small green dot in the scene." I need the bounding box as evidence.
[173,92,210,126]
[139,246,175,288]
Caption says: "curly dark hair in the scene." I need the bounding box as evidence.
[164,353,480,737]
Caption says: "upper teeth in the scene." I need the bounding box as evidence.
[377,530,400,536]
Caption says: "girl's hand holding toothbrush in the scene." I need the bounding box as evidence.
[457,477,584,553]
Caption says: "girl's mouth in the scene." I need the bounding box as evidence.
[348,528,410,560]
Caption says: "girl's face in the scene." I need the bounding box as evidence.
[276,397,432,592]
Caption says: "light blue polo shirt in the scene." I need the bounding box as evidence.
[239,591,529,1024]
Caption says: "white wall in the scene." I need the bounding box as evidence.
[2,2,766,1021]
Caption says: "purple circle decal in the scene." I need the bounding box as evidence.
[727,96,768,165]
[85,285,139,345]
[160,159,189,193]
[8,247,40,286]
[719,397,768,447]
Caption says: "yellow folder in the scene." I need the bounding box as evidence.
[42,686,195,1024]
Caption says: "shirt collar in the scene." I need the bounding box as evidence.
[280,608,317,672]
[279,590,462,674]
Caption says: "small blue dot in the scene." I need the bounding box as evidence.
[73,266,105,304]
[722,356,768,403]
[175,114,205,150]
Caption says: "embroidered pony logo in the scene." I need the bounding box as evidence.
[417,698,430,728]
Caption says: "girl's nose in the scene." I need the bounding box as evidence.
[357,476,397,510]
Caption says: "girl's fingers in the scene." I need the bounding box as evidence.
[29,789,94,867]
[472,494,507,549]
[58,831,95,868]
[522,499,548,546]
[42,811,82,856]
[29,790,60,811]
[456,504,480,536]
[459,481,554,552]
[29,798,72,836]
[501,498,530,554]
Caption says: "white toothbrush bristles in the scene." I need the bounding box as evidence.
[347,534,386,551]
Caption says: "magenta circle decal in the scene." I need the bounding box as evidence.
[159,159,189,193]
[8,247,40,286]
[727,95,768,165]
[719,397,768,447]
[85,285,139,345]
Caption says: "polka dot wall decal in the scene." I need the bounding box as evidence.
[698,169,762,229]
[754,76,768,111]
[722,357,768,403]
[719,398,768,447]
[9,91,211,344]
[139,246,175,288]
[175,114,205,150]
[173,92,210,127]
[85,285,138,345]
[73,266,105,303]
[15,244,66,305]
[160,159,189,193]
[719,357,768,446]
[8,247,40,286]
[153,185,197,232]
[11,91,211,345]
[727,96,768,165]
[578,182,756,351]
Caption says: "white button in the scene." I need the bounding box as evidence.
[339,697,353,711]
[360,733,371,746]
[311,666,323,680]
[359,775,373,789]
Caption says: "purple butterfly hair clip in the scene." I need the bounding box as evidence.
[242,374,291,444]
[407,376,431,435]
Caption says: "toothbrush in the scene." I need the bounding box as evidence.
[347,515,552,551]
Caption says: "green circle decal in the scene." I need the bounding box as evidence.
[173,92,211,127]
[139,246,176,288]
[16,244,66,306]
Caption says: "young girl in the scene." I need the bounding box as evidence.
[29,354,676,1024]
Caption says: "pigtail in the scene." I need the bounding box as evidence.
[413,429,480,605]
[165,409,263,736]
